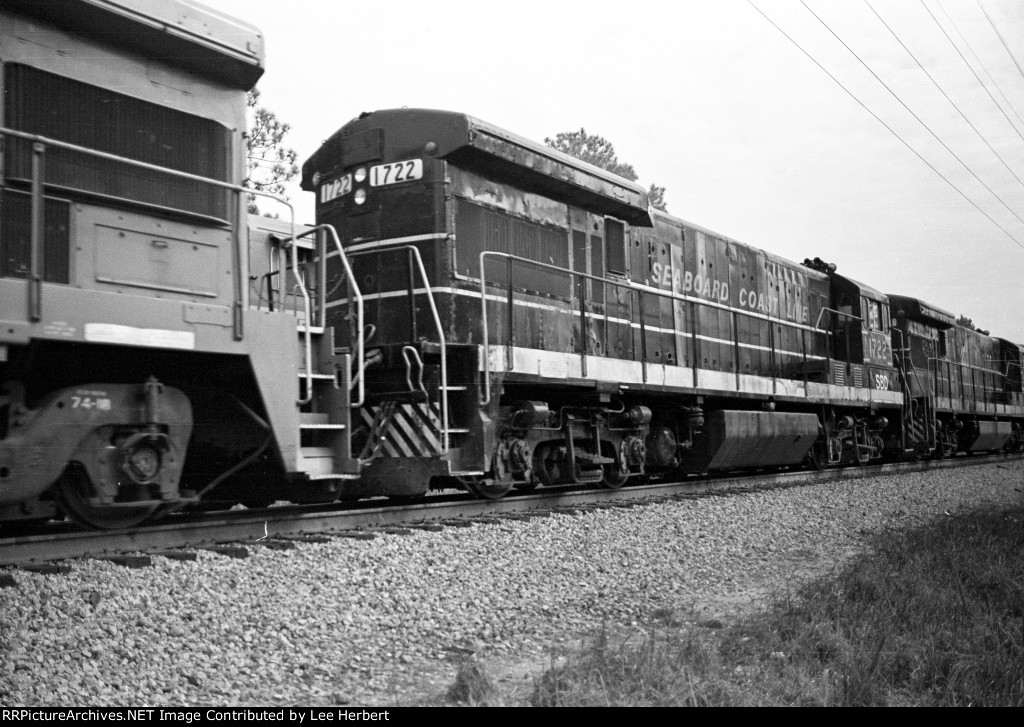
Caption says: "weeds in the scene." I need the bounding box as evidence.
[470,503,1024,706]
[446,657,498,706]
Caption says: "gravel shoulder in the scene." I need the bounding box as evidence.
[2,460,1021,706]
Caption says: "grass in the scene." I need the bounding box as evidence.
[445,657,499,706]
[446,503,1024,706]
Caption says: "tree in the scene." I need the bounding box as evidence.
[244,88,299,216]
[545,128,668,211]
[956,315,989,334]
[646,184,667,212]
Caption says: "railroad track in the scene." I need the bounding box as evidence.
[0,455,1017,568]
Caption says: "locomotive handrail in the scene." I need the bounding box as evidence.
[814,307,862,330]
[891,327,935,451]
[275,237,315,405]
[476,251,834,406]
[293,224,365,408]
[925,355,1007,413]
[925,355,1008,379]
[348,245,449,451]
[0,126,321,404]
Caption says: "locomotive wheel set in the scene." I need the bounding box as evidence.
[1,1,1022,531]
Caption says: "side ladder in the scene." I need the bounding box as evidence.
[273,225,364,482]
[895,342,936,456]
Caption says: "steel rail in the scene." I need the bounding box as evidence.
[0,455,1017,568]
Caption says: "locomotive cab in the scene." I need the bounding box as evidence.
[826,275,897,393]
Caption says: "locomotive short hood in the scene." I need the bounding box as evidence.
[302,108,655,227]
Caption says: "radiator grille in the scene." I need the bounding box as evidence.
[832,360,846,385]
[4,64,230,220]
[0,190,69,283]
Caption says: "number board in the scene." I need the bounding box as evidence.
[370,159,423,187]
[320,174,352,204]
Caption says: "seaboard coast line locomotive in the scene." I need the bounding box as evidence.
[0,0,1021,530]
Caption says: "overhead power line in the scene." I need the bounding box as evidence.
[930,0,1024,142]
[800,0,1024,230]
[866,0,1024,192]
[745,0,1024,252]
[976,0,1024,86]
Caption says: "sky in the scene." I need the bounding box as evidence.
[202,0,1024,341]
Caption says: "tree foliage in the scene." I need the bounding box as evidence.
[245,88,299,216]
[545,128,638,180]
[646,184,667,212]
[545,128,668,212]
[956,314,988,334]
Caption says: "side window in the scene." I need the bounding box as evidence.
[605,219,626,275]
[838,302,853,327]
[861,297,870,330]
[868,300,881,331]
[590,234,604,304]
[572,229,587,301]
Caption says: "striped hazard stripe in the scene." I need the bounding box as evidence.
[361,402,444,457]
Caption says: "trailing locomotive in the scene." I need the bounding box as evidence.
[300,108,1022,500]
[1,2,1021,531]
[0,0,362,529]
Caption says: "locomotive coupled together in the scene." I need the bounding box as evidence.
[0,0,1021,530]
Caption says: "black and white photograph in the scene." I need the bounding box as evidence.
[1,0,1022,708]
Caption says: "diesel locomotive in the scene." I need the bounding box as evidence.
[0,0,363,528]
[1,1,1021,530]
[301,108,1022,501]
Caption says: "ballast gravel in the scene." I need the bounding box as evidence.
[1,460,1021,706]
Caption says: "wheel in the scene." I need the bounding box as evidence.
[55,467,159,530]
[806,440,828,470]
[934,436,953,459]
[456,475,513,500]
[532,450,554,487]
[852,439,871,466]
[600,466,628,489]
[598,442,628,489]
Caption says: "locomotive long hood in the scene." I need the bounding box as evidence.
[4,0,265,89]
[302,108,655,227]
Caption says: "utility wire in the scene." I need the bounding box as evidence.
[930,0,1024,142]
[800,1,1024,231]
[745,0,1024,252]
[866,0,1024,191]
[976,0,1024,86]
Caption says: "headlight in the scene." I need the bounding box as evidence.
[354,167,367,183]
[354,188,367,205]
